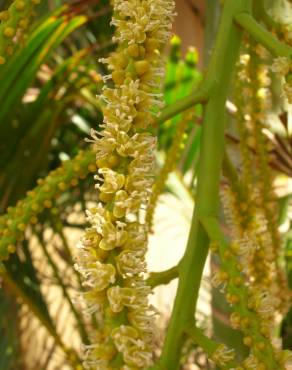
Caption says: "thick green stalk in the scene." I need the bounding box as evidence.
[155,1,252,369]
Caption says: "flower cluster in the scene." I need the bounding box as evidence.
[76,0,175,368]
[211,344,235,367]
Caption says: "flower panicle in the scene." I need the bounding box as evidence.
[75,0,175,369]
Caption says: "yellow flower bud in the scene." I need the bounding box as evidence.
[19,18,29,29]
[134,60,150,76]
[44,200,52,208]
[0,11,9,21]
[145,38,160,51]
[7,244,16,253]
[15,0,26,10]
[58,182,67,191]
[3,27,15,38]
[226,293,240,305]
[31,203,40,211]
[243,336,252,347]
[70,178,78,186]
[256,342,266,350]
[17,223,26,231]
[30,216,38,224]
[112,70,125,85]
[127,44,140,58]
[115,52,128,69]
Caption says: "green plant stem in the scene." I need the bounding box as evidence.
[156,85,211,125]
[153,1,252,369]
[234,13,292,57]
[147,265,179,288]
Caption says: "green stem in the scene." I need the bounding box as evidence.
[156,85,211,125]
[147,265,179,288]
[154,1,252,369]
[234,13,292,57]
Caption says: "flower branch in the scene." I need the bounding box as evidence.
[234,12,292,57]
[147,265,179,289]
[155,84,212,125]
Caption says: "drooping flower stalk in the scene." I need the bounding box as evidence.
[0,149,96,262]
[221,39,291,322]
[215,38,292,369]
[207,224,291,370]
[75,1,175,368]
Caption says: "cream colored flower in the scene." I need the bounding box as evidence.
[95,168,125,194]
[76,261,116,291]
[99,221,128,250]
[212,344,235,366]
